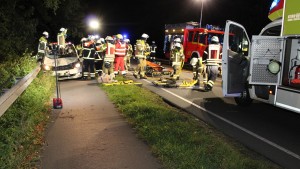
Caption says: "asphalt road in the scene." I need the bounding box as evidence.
[132,68,300,169]
[40,80,163,169]
[40,61,300,169]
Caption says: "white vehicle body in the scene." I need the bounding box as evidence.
[42,44,82,80]
[222,19,300,114]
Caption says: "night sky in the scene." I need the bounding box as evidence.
[85,0,274,55]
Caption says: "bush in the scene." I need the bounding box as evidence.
[0,51,37,90]
[0,63,55,168]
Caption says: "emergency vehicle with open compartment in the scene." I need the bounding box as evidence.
[222,0,300,114]
[163,22,225,63]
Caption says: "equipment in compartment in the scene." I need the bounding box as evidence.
[289,39,300,87]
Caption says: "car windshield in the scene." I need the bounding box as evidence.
[46,44,78,59]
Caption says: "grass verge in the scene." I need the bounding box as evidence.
[100,81,281,169]
[0,71,55,168]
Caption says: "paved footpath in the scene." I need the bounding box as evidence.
[39,80,163,169]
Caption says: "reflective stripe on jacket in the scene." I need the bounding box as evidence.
[115,42,126,57]
[104,43,115,62]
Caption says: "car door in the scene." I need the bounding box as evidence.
[222,20,251,97]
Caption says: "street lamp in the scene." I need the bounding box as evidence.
[89,19,100,31]
[196,0,206,28]
[200,0,204,28]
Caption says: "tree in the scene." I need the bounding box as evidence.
[0,0,83,62]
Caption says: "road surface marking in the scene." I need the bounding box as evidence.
[142,79,300,160]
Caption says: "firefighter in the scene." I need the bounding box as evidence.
[124,39,133,70]
[37,31,49,60]
[102,36,115,80]
[190,56,203,86]
[57,27,67,54]
[82,36,96,80]
[114,34,127,76]
[171,37,181,51]
[76,44,83,57]
[202,36,222,91]
[133,33,150,79]
[170,40,184,80]
[149,41,157,62]
[95,38,105,76]
[40,31,49,44]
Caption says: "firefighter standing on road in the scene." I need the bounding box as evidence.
[95,38,105,76]
[170,39,184,80]
[102,36,115,79]
[190,55,203,86]
[57,27,67,54]
[124,39,133,70]
[133,33,150,79]
[202,36,222,91]
[37,31,49,60]
[114,34,127,76]
[82,36,96,80]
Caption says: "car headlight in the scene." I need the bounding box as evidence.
[74,62,81,68]
[43,64,51,71]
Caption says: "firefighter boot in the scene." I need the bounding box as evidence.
[204,80,214,91]
[133,72,138,79]
[140,72,147,79]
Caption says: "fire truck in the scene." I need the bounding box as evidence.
[222,0,300,114]
[163,22,225,63]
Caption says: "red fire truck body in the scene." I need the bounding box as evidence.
[164,22,225,63]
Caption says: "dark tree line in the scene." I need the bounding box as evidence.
[0,0,86,62]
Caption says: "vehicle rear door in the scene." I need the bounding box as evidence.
[222,20,251,97]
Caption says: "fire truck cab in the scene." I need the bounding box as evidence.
[222,0,300,114]
[164,22,225,63]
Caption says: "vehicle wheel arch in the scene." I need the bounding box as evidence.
[234,83,253,106]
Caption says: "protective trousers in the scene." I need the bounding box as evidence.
[192,59,205,85]
[172,64,182,80]
[114,56,125,75]
[135,58,146,78]
[124,55,131,70]
[102,61,114,75]
[95,60,103,75]
[206,65,218,90]
[83,59,95,79]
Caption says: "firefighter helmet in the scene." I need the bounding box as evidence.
[43,31,49,38]
[141,33,149,39]
[90,35,96,40]
[104,61,111,68]
[190,57,198,66]
[174,43,181,48]
[81,37,87,42]
[116,34,123,39]
[211,36,219,43]
[124,39,130,43]
[105,36,113,41]
[100,38,105,43]
[174,38,181,43]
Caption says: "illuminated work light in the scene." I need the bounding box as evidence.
[267,59,281,74]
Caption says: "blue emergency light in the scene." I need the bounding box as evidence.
[270,0,280,10]
[206,24,213,30]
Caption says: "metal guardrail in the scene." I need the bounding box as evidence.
[0,65,41,117]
